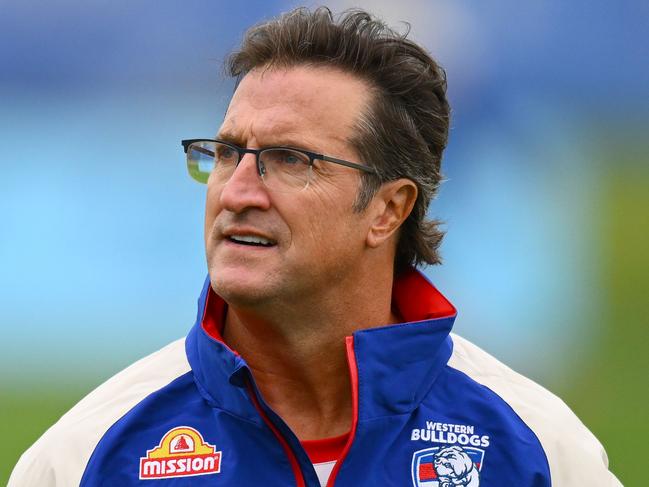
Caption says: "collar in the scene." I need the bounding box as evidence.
[185,268,456,421]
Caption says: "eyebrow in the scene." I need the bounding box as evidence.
[214,130,241,145]
[215,132,321,153]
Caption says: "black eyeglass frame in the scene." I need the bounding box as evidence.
[181,139,379,179]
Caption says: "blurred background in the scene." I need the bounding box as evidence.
[1,0,647,484]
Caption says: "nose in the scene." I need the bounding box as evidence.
[216,153,271,213]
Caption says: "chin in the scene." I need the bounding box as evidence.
[208,268,276,307]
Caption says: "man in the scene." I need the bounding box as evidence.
[10,7,620,486]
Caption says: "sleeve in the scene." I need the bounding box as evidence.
[8,338,190,486]
[8,427,82,487]
[448,333,623,486]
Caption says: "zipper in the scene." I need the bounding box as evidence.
[245,335,360,487]
[326,336,360,487]
[246,381,307,487]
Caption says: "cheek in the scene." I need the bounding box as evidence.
[204,185,221,241]
[307,179,362,224]
[298,205,367,256]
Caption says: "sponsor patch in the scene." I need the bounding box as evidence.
[139,426,222,480]
[411,421,488,486]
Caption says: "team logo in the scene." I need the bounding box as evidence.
[139,426,222,480]
[412,445,483,487]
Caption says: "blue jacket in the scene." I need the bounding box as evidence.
[9,270,621,486]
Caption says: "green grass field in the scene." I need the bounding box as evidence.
[1,386,93,484]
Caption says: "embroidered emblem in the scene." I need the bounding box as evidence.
[410,422,489,486]
[139,426,222,480]
[411,421,490,448]
[412,445,484,487]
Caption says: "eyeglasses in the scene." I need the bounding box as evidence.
[181,139,378,192]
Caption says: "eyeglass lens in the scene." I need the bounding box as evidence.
[186,141,311,191]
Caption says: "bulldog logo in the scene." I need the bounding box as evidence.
[434,446,480,486]
[411,445,484,487]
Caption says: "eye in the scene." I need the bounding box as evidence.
[218,147,234,158]
[215,145,238,164]
[276,149,308,165]
[261,149,309,167]
[284,153,300,164]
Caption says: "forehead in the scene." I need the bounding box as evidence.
[220,65,372,150]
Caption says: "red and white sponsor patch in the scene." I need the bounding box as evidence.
[139,426,222,480]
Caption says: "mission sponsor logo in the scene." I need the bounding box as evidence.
[410,421,489,486]
[139,426,222,480]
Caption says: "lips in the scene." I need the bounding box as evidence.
[217,221,280,249]
[228,234,276,247]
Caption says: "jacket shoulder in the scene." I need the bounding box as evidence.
[8,338,190,487]
[448,333,622,486]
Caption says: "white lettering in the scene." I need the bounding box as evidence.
[143,461,161,476]
[422,422,476,435]
[192,457,204,470]
[411,425,491,450]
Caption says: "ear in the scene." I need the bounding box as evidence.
[366,179,418,249]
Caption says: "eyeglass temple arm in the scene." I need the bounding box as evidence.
[183,144,215,158]
[181,139,215,155]
[196,146,215,158]
[320,155,378,175]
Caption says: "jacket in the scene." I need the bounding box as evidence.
[9,270,621,486]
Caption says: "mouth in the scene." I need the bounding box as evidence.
[226,234,277,247]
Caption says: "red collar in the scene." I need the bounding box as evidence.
[201,268,456,340]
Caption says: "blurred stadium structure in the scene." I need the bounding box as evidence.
[1,1,647,484]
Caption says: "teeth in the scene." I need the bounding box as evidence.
[230,235,274,246]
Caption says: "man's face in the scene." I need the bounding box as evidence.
[204,65,376,307]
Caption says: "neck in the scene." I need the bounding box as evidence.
[222,263,397,440]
